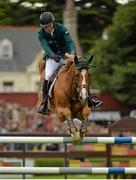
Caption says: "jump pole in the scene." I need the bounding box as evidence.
[0,167,136,174]
[0,136,136,144]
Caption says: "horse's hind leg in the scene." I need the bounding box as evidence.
[57,107,81,144]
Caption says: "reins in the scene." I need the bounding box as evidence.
[56,76,78,102]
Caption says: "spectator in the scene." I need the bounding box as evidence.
[0,100,109,134]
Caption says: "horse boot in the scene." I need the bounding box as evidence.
[88,96,103,108]
[38,80,49,115]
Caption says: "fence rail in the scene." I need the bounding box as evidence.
[0,167,136,174]
[0,136,136,144]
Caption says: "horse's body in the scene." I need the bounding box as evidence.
[38,54,93,143]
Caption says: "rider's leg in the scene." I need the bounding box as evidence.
[38,58,60,114]
[37,79,49,114]
[88,95,103,108]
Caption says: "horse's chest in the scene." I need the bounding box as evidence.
[72,102,82,112]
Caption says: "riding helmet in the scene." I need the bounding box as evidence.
[40,12,55,27]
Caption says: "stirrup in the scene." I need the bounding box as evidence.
[37,96,48,115]
[88,98,103,108]
[37,103,47,115]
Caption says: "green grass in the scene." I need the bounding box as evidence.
[33,174,106,179]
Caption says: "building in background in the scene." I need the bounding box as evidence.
[0,26,41,92]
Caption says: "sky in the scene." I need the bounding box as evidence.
[116,0,129,4]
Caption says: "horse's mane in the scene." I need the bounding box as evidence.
[60,58,74,73]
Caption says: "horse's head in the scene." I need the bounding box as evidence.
[73,55,93,104]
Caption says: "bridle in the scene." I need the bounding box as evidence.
[72,69,90,99]
[56,61,91,103]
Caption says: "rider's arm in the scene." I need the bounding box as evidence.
[38,30,55,58]
[60,25,76,55]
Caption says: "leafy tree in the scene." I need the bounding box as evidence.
[0,0,64,26]
[77,0,118,53]
[93,1,136,106]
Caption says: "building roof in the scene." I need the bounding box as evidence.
[0,26,41,72]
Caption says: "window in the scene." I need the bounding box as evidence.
[3,81,14,92]
[0,39,13,60]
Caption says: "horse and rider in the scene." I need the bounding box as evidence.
[37,12,102,143]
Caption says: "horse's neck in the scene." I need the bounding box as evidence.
[66,63,75,82]
[59,63,75,91]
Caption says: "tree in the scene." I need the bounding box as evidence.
[76,0,118,54]
[93,1,136,106]
[63,0,82,56]
[0,0,64,26]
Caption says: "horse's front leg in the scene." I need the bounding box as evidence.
[80,118,89,140]
[79,106,91,140]
[57,107,81,143]
[67,119,81,143]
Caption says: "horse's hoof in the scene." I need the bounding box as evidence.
[71,131,81,144]
[80,128,87,141]
[80,132,85,141]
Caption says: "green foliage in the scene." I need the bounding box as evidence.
[35,158,64,167]
[78,0,118,53]
[0,0,64,26]
[93,1,136,105]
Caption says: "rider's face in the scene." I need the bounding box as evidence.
[43,23,54,33]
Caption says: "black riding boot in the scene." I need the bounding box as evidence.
[38,80,49,115]
[88,96,103,108]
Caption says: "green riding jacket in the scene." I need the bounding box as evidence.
[38,22,76,58]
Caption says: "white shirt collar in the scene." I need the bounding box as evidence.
[51,28,54,36]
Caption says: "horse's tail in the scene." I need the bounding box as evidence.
[35,51,45,76]
[35,51,45,107]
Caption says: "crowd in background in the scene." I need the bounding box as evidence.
[0,100,108,135]
[1,100,136,152]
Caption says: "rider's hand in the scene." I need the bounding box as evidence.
[65,53,75,62]
[53,54,61,62]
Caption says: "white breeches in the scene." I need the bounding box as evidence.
[45,58,64,80]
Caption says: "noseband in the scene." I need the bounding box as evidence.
[72,70,90,99]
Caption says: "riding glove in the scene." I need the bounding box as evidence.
[53,55,61,62]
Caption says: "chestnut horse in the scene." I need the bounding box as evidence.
[38,54,93,143]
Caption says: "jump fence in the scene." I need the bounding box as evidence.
[0,136,136,144]
[0,167,136,174]
[0,136,136,176]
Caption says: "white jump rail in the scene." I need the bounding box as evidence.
[0,167,136,174]
[0,136,136,144]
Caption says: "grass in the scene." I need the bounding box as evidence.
[33,174,106,179]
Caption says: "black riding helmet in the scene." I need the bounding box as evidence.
[40,12,55,27]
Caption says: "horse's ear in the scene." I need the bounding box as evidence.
[74,55,79,65]
[88,55,94,64]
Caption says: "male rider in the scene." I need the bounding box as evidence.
[37,12,102,114]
